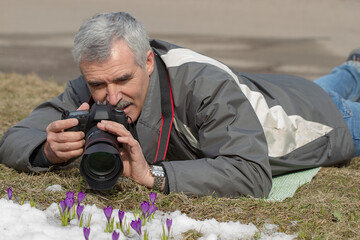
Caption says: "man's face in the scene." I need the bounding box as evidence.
[80,39,154,122]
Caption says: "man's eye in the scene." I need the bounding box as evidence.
[115,78,130,83]
[89,82,104,88]
[114,74,133,83]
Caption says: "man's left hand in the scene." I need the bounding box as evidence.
[97,120,154,188]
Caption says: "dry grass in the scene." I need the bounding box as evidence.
[0,72,65,138]
[1,73,360,239]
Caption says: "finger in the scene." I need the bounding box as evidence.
[47,119,79,133]
[44,137,85,164]
[117,136,139,147]
[52,139,85,152]
[117,136,142,156]
[48,131,85,143]
[77,102,90,111]
[56,148,84,161]
[97,120,131,137]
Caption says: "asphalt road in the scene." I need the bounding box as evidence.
[1,0,359,83]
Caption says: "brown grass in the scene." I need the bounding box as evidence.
[0,73,64,137]
[1,73,360,239]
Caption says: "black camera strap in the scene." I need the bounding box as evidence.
[153,50,174,163]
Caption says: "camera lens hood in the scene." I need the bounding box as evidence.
[84,141,119,155]
[81,145,123,190]
[80,126,123,191]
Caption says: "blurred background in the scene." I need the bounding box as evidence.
[1,0,359,83]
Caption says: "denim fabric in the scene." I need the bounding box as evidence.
[315,62,360,156]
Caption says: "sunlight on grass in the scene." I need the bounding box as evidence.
[0,73,64,138]
[1,73,360,239]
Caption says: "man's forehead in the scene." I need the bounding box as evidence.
[81,61,136,81]
[81,59,137,82]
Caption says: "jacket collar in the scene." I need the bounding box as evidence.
[136,61,162,163]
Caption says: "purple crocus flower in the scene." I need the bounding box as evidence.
[65,197,75,211]
[112,231,120,240]
[66,191,74,199]
[77,191,86,205]
[149,192,157,205]
[118,210,125,227]
[76,204,84,221]
[104,206,113,223]
[60,200,66,214]
[130,218,142,235]
[7,188,12,200]
[166,218,172,232]
[147,204,158,217]
[83,227,90,240]
[140,201,150,219]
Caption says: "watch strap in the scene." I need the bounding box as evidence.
[150,165,165,191]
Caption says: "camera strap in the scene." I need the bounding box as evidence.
[153,50,174,163]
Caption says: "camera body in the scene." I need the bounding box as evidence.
[64,101,128,132]
[62,101,129,191]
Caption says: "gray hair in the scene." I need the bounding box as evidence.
[72,12,151,68]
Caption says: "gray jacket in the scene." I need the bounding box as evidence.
[0,39,354,197]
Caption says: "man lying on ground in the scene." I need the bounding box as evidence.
[1,12,359,197]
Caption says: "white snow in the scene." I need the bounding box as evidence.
[0,196,297,240]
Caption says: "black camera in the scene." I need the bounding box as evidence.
[62,101,129,191]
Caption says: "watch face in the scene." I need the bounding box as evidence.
[152,165,162,171]
[151,165,165,176]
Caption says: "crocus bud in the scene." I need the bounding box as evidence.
[83,227,90,240]
[7,188,12,200]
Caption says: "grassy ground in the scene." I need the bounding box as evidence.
[0,73,359,239]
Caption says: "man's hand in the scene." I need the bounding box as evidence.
[44,103,89,165]
[97,120,156,189]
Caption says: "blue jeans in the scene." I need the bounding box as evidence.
[315,62,360,156]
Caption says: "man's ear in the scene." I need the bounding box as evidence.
[146,50,155,76]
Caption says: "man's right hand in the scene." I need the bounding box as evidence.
[44,103,89,165]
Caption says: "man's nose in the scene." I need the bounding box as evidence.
[106,85,122,106]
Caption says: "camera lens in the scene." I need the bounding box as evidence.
[80,126,123,190]
[86,152,117,176]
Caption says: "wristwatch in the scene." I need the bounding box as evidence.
[149,165,165,191]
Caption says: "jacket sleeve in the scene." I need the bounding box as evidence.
[0,77,88,172]
[162,69,272,198]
